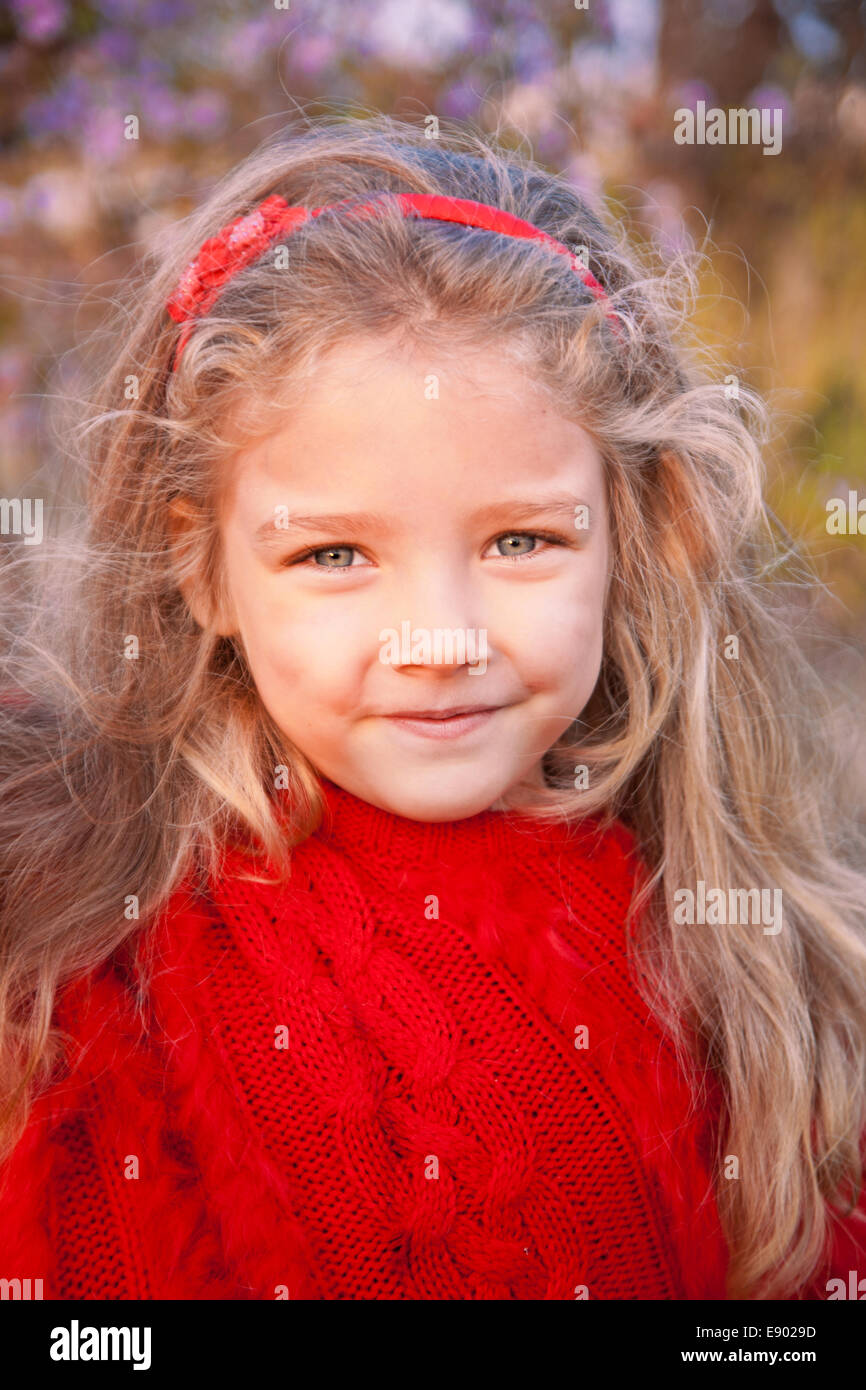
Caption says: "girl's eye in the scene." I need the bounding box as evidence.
[492,531,573,561]
[295,545,360,570]
[283,531,569,574]
[492,532,561,559]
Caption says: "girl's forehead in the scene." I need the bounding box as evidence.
[294,334,558,404]
[216,338,606,530]
[222,408,605,552]
[232,377,595,478]
[235,347,570,458]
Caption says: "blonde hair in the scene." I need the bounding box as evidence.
[1,111,864,1300]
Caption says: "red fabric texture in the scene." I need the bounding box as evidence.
[0,777,860,1299]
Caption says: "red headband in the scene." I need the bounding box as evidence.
[165,191,620,370]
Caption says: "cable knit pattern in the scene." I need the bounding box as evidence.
[1,777,860,1299]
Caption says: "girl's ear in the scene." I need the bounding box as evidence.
[166,496,238,637]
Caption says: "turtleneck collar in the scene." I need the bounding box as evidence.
[312,774,547,871]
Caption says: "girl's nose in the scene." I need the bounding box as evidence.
[377,569,483,671]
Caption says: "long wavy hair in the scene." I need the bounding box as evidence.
[1,111,864,1300]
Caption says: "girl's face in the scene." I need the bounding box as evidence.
[209,339,610,821]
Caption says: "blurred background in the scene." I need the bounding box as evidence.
[0,0,864,669]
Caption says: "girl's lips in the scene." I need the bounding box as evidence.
[383,707,503,740]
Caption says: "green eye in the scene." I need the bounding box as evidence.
[309,546,355,567]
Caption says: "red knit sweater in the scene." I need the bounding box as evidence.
[0,778,860,1299]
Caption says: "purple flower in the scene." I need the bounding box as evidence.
[513,24,557,83]
[292,35,338,78]
[439,82,480,121]
[788,9,842,65]
[223,16,278,76]
[81,108,127,162]
[748,84,794,132]
[138,57,174,80]
[673,79,717,111]
[183,89,230,137]
[93,0,147,19]
[535,126,569,164]
[365,0,474,68]
[593,0,617,45]
[139,83,185,138]
[143,0,196,26]
[12,0,68,44]
[91,30,138,66]
[24,80,87,138]
[498,0,537,23]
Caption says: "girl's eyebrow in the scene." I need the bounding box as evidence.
[251,492,592,551]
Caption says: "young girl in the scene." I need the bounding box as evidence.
[1,113,864,1303]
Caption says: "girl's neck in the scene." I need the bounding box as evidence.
[313,774,527,871]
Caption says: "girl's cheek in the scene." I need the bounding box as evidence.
[255,613,359,699]
[497,586,603,656]
[244,570,604,683]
